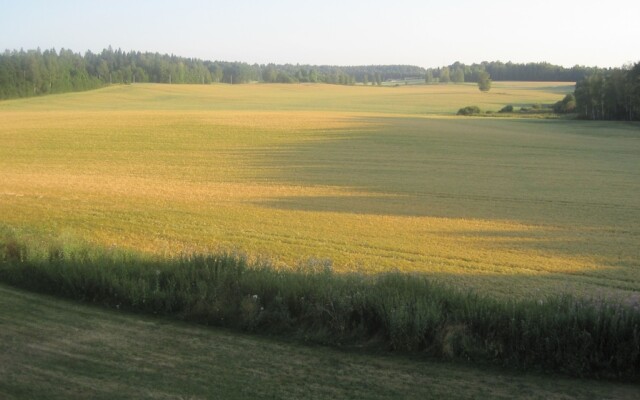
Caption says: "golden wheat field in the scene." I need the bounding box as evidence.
[1,82,638,299]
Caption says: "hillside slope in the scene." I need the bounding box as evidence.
[0,284,637,399]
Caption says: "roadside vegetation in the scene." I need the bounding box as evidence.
[4,284,639,400]
[1,231,639,380]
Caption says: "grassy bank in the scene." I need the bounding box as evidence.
[1,232,638,380]
[5,285,639,400]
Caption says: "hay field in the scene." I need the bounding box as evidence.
[1,82,638,299]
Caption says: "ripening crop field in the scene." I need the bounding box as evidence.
[1,82,638,300]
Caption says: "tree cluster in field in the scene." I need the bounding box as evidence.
[553,94,576,114]
[574,63,640,120]
[425,61,601,84]
[457,106,481,115]
[0,47,426,99]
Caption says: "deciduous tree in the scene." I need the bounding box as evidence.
[477,71,491,92]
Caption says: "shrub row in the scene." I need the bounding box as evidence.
[0,232,638,379]
[457,105,481,115]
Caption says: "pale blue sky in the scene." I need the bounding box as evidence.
[0,0,637,68]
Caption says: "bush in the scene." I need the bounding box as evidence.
[499,105,514,113]
[553,94,577,113]
[457,106,481,116]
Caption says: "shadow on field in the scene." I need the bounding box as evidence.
[249,115,640,284]
[517,118,640,138]
[251,115,640,227]
[254,194,637,270]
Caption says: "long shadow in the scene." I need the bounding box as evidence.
[251,116,640,227]
[247,116,640,281]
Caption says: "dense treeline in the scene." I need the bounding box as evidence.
[432,60,640,120]
[260,63,425,85]
[0,48,103,98]
[574,63,640,120]
[0,47,426,99]
[426,61,600,83]
[0,47,250,99]
[3,47,637,114]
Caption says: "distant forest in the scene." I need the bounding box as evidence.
[0,48,638,120]
[431,61,639,121]
[0,47,424,99]
[425,61,599,83]
[574,62,640,121]
[0,47,604,99]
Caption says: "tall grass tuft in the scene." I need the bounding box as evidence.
[0,231,638,379]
